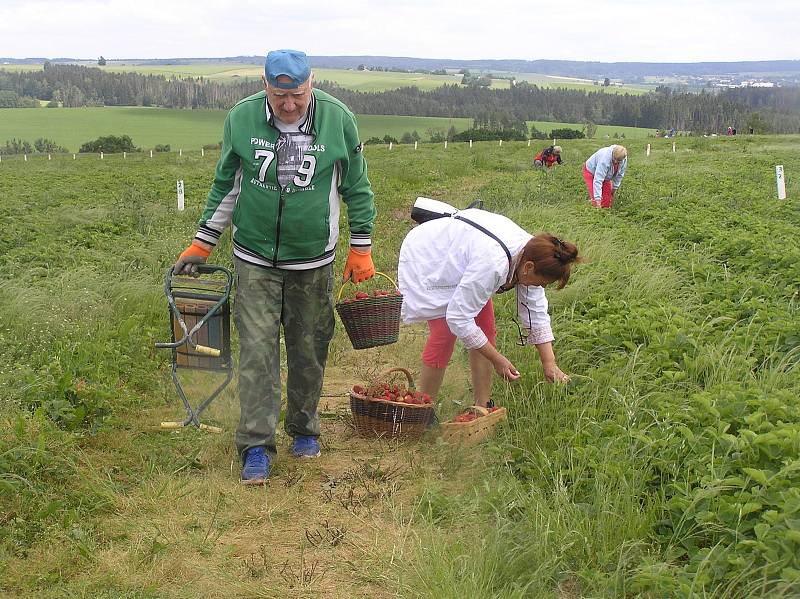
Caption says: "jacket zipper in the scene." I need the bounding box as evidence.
[267,95,316,266]
[273,188,285,265]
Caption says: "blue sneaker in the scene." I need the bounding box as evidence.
[241,447,269,485]
[291,435,321,458]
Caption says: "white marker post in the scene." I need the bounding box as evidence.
[179,149,182,157]
[123,151,126,159]
[414,141,418,150]
[499,139,502,147]
[24,154,27,162]
[553,138,556,145]
[48,154,51,160]
[100,152,104,160]
[177,180,185,211]
[672,141,676,153]
[73,154,76,160]
[527,139,531,147]
[201,147,205,157]
[469,140,473,148]
[389,142,393,151]
[646,144,651,157]
[444,140,448,149]
[776,165,786,200]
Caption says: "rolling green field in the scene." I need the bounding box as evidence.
[1,136,798,597]
[503,72,651,94]
[0,106,653,152]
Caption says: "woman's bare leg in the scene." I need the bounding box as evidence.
[469,349,494,407]
[419,364,447,399]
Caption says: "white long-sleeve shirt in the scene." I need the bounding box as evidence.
[398,209,554,349]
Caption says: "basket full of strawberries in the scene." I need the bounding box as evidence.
[349,368,435,439]
[335,272,403,350]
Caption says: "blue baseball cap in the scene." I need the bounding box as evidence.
[265,49,311,89]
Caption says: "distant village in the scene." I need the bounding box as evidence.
[645,74,793,89]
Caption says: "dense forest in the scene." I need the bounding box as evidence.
[1,62,799,133]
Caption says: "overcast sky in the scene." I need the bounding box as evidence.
[1,0,797,63]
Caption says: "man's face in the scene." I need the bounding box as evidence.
[263,74,313,124]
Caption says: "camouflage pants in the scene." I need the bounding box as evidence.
[233,257,334,459]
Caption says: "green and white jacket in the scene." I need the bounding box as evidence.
[195,89,375,270]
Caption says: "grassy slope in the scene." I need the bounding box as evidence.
[0,107,652,152]
[1,136,798,597]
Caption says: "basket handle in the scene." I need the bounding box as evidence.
[369,367,415,390]
[336,271,399,302]
[468,405,490,417]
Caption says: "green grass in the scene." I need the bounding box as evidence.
[500,72,651,94]
[0,107,228,151]
[0,107,653,152]
[1,135,798,597]
[314,68,463,91]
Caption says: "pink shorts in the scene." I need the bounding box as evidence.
[583,163,614,208]
[422,299,497,368]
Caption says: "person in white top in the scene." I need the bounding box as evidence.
[398,205,580,407]
[583,145,627,208]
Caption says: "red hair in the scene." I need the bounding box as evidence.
[520,234,580,289]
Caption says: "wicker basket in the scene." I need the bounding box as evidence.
[440,405,507,447]
[335,272,403,350]
[349,368,435,439]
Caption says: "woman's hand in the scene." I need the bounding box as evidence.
[493,355,521,381]
[534,342,569,383]
[543,363,570,383]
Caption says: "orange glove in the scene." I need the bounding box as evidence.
[174,241,211,276]
[343,247,375,283]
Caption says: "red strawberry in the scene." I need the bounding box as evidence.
[355,291,369,300]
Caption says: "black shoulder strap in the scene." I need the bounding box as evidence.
[453,215,514,292]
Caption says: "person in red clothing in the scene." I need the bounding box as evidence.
[533,145,563,168]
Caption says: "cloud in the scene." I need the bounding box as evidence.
[0,0,797,61]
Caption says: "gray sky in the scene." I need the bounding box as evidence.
[1,0,797,62]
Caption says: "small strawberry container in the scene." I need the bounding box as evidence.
[440,405,508,447]
[335,271,403,350]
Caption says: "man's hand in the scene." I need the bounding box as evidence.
[174,241,211,277]
[343,247,375,283]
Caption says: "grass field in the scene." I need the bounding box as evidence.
[0,106,653,152]
[1,135,798,597]
[503,72,651,94]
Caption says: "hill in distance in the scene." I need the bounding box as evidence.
[2,55,799,81]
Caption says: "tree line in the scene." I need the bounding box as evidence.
[1,63,798,133]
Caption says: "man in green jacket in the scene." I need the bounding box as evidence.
[174,49,376,485]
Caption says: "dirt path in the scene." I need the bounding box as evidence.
[64,329,474,598]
